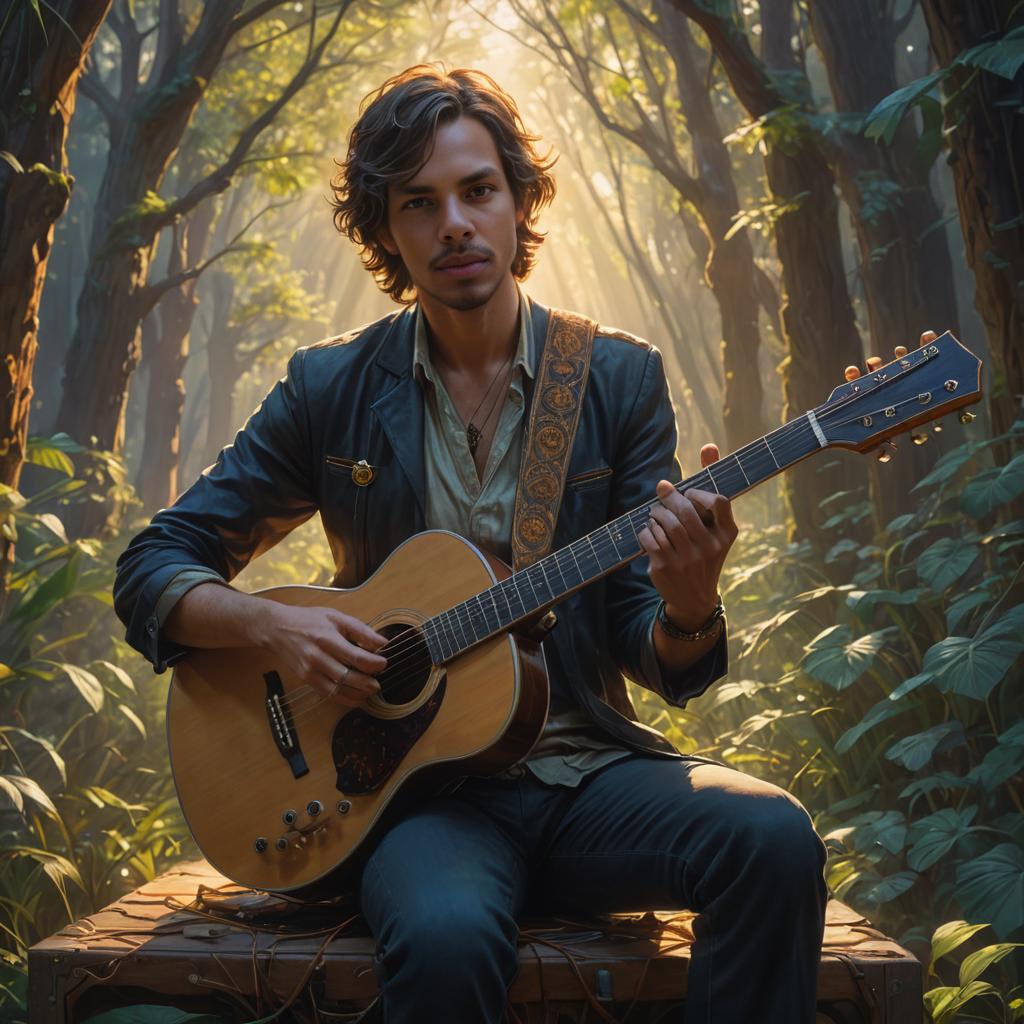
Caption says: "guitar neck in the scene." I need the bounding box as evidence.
[420,411,825,664]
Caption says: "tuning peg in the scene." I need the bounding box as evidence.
[959,410,976,424]
[876,440,898,463]
[911,432,929,445]
[932,422,943,433]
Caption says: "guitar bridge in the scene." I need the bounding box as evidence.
[263,671,309,779]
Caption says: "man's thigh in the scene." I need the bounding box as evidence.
[529,755,823,915]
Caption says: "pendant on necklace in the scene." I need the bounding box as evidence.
[467,423,481,455]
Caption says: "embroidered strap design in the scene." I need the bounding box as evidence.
[512,309,598,571]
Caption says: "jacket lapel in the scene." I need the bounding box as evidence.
[371,307,427,522]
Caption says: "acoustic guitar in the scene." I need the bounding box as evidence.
[168,332,982,896]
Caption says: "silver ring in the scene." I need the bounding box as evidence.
[337,665,350,683]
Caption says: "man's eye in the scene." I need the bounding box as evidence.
[404,197,430,210]
[469,185,493,198]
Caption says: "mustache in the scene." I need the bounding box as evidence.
[432,245,493,268]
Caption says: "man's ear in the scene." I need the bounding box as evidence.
[378,223,399,257]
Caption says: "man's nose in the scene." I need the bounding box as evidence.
[439,196,474,243]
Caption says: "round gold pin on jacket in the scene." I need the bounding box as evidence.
[351,460,375,486]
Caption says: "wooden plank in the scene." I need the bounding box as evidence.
[28,859,922,1023]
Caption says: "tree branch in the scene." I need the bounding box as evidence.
[138,0,353,237]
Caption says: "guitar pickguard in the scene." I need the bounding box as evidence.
[331,675,447,793]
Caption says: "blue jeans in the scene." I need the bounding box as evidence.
[359,754,828,1023]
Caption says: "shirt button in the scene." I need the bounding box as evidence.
[146,617,158,636]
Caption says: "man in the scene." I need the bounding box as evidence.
[115,65,829,1022]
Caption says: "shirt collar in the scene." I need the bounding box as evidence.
[413,283,534,387]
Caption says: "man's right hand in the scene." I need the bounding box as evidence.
[164,582,388,708]
[258,603,388,706]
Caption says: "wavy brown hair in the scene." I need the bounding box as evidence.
[329,64,558,304]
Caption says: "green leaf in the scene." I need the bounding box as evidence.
[888,670,935,701]
[846,587,927,622]
[925,981,999,1024]
[863,69,947,146]
[81,1008,227,1023]
[117,703,147,740]
[94,659,136,692]
[900,772,971,814]
[81,785,147,815]
[9,549,81,628]
[956,25,1024,80]
[917,537,978,592]
[0,774,58,818]
[946,590,992,633]
[58,662,104,712]
[907,806,978,871]
[927,633,1024,701]
[956,844,1024,938]
[962,453,1024,517]
[959,942,1024,986]
[886,721,965,772]
[916,94,944,172]
[835,699,907,754]
[912,442,978,491]
[861,870,917,903]
[802,625,894,690]
[930,920,989,971]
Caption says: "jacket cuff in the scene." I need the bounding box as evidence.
[640,610,728,708]
[131,565,226,674]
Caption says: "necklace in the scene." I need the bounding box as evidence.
[464,349,515,455]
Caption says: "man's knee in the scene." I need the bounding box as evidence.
[734,792,827,888]
[375,900,520,988]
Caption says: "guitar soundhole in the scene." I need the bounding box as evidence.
[376,621,434,706]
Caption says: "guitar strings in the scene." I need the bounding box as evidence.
[275,401,832,719]
[276,360,938,721]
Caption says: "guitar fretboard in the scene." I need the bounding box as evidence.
[419,412,825,664]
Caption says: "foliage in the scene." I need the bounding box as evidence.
[0,442,196,1021]
[631,419,1024,1016]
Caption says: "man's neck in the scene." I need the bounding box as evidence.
[417,274,521,377]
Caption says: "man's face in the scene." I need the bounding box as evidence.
[379,115,525,311]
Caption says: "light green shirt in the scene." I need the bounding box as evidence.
[413,286,633,787]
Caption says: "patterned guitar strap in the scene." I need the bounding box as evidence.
[511,309,598,594]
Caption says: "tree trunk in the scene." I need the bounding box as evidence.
[921,0,1024,449]
[669,0,869,548]
[137,200,216,510]
[0,0,112,607]
[655,1,766,455]
[808,0,961,528]
[202,271,242,470]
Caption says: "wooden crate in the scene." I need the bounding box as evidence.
[28,860,922,1023]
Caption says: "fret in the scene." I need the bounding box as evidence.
[446,608,468,651]
[703,464,720,494]
[422,617,442,664]
[524,566,542,606]
[605,523,623,561]
[585,533,603,572]
[732,451,751,488]
[538,557,559,600]
[469,594,488,639]
[529,562,553,604]
[551,550,570,590]
[433,614,452,662]
[566,541,585,581]
[761,434,781,470]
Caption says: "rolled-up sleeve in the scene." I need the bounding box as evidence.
[113,349,318,672]
[603,345,729,707]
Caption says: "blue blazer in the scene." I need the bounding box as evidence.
[113,294,727,760]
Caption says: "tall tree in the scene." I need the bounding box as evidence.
[919,1,1024,446]
[0,0,112,605]
[56,0,356,534]
[507,0,774,456]
[668,0,868,546]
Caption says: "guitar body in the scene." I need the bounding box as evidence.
[167,530,549,897]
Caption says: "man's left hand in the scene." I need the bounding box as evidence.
[638,444,739,632]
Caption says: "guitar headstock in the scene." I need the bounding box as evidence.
[816,331,983,453]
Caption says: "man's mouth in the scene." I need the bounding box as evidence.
[436,257,488,278]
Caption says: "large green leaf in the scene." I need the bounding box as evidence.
[959,942,1024,986]
[835,699,907,754]
[916,538,978,592]
[900,772,971,814]
[802,625,893,690]
[846,587,927,623]
[886,721,965,772]
[927,633,1024,701]
[912,442,978,492]
[0,774,58,818]
[962,453,1024,517]
[860,870,917,903]
[956,24,1024,80]
[863,69,947,145]
[81,1008,227,1023]
[956,844,1024,938]
[907,806,978,872]
[930,920,990,971]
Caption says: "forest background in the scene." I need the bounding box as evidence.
[1,0,1022,1021]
